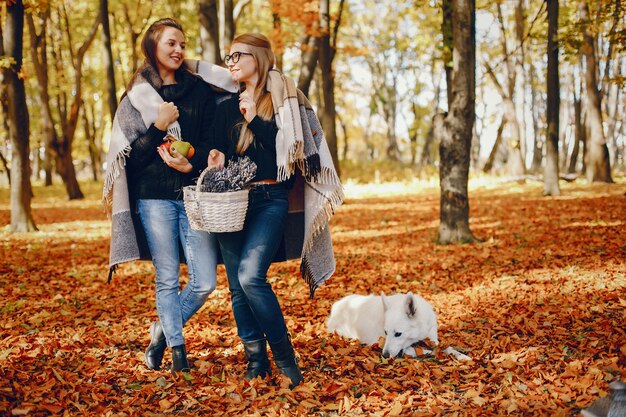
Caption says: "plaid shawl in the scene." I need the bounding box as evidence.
[103,61,237,279]
[266,70,344,297]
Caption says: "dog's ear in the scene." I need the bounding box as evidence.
[381,292,389,312]
[405,294,417,319]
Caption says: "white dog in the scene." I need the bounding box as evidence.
[327,292,470,360]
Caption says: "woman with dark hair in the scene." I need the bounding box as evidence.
[208,33,343,388]
[103,18,235,373]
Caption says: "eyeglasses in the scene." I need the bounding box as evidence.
[224,51,254,65]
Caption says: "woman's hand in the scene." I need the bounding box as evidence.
[238,89,256,123]
[154,102,179,131]
[207,149,225,170]
[157,145,192,173]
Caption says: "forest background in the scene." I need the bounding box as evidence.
[1,0,625,416]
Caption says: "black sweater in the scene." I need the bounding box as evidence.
[213,94,280,182]
[126,70,218,200]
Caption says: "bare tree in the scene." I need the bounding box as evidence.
[544,0,560,196]
[437,0,478,244]
[2,0,37,232]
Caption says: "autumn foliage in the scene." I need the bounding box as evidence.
[0,180,625,416]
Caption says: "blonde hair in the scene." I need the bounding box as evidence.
[233,33,275,154]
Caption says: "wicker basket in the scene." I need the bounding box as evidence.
[183,168,249,233]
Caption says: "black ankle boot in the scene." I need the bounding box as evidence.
[145,322,166,370]
[242,339,271,380]
[171,344,190,372]
[269,334,303,389]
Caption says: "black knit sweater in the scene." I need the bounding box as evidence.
[127,69,217,200]
[213,93,280,182]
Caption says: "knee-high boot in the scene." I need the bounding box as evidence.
[242,339,271,380]
[268,334,303,389]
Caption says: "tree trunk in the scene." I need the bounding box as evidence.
[503,98,525,176]
[272,4,284,71]
[579,1,612,183]
[544,0,560,196]
[0,96,11,183]
[529,62,543,172]
[3,0,37,232]
[515,0,528,164]
[83,99,101,181]
[437,0,477,245]
[483,119,504,173]
[198,0,221,64]
[383,78,399,161]
[297,33,319,97]
[442,0,453,109]
[26,11,57,187]
[569,96,582,174]
[100,0,117,120]
[318,0,341,176]
[221,0,235,52]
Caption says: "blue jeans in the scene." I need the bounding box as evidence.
[217,184,289,344]
[138,199,218,347]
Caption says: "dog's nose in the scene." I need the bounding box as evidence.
[382,351,389,358]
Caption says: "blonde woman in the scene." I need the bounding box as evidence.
[208,34,303,388]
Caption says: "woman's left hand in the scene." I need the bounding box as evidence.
[157,146,192,173]
[239,89,257,123]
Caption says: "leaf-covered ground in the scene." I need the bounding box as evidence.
[1,179,625,416]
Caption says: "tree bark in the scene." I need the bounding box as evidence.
[221,0,235,51]
[569,95,582,173]
[100,0,117,120]
[297,33,319,97]
[26,10,57,188]
[544,0,560,196]
[482,119,504,173]
[198,0,221,64]
[579,0,612,183]
[529,62,543,172]
[3,0,37,232]
[442,0,453,109]
[318,0,342,176]
[437,0,477,245]
[83,99,101,181]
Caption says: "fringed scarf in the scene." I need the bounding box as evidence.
[266,70,344,297]
[103,61,237,279]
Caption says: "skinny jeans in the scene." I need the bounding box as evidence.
[137,199,218,347]
[216,184,289,344]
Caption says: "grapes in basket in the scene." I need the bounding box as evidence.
[199,156,257,193]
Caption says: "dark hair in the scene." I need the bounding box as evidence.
[124,18,186,92]
[142,18,185,71]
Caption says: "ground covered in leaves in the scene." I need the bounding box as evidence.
[1,178,625,416]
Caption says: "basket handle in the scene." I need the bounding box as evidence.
[196,167,212,199]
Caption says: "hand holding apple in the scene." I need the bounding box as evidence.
[159,135,195,159]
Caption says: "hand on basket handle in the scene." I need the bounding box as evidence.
[208,149,225,170]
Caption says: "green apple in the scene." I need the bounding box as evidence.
[170,140,195,158]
